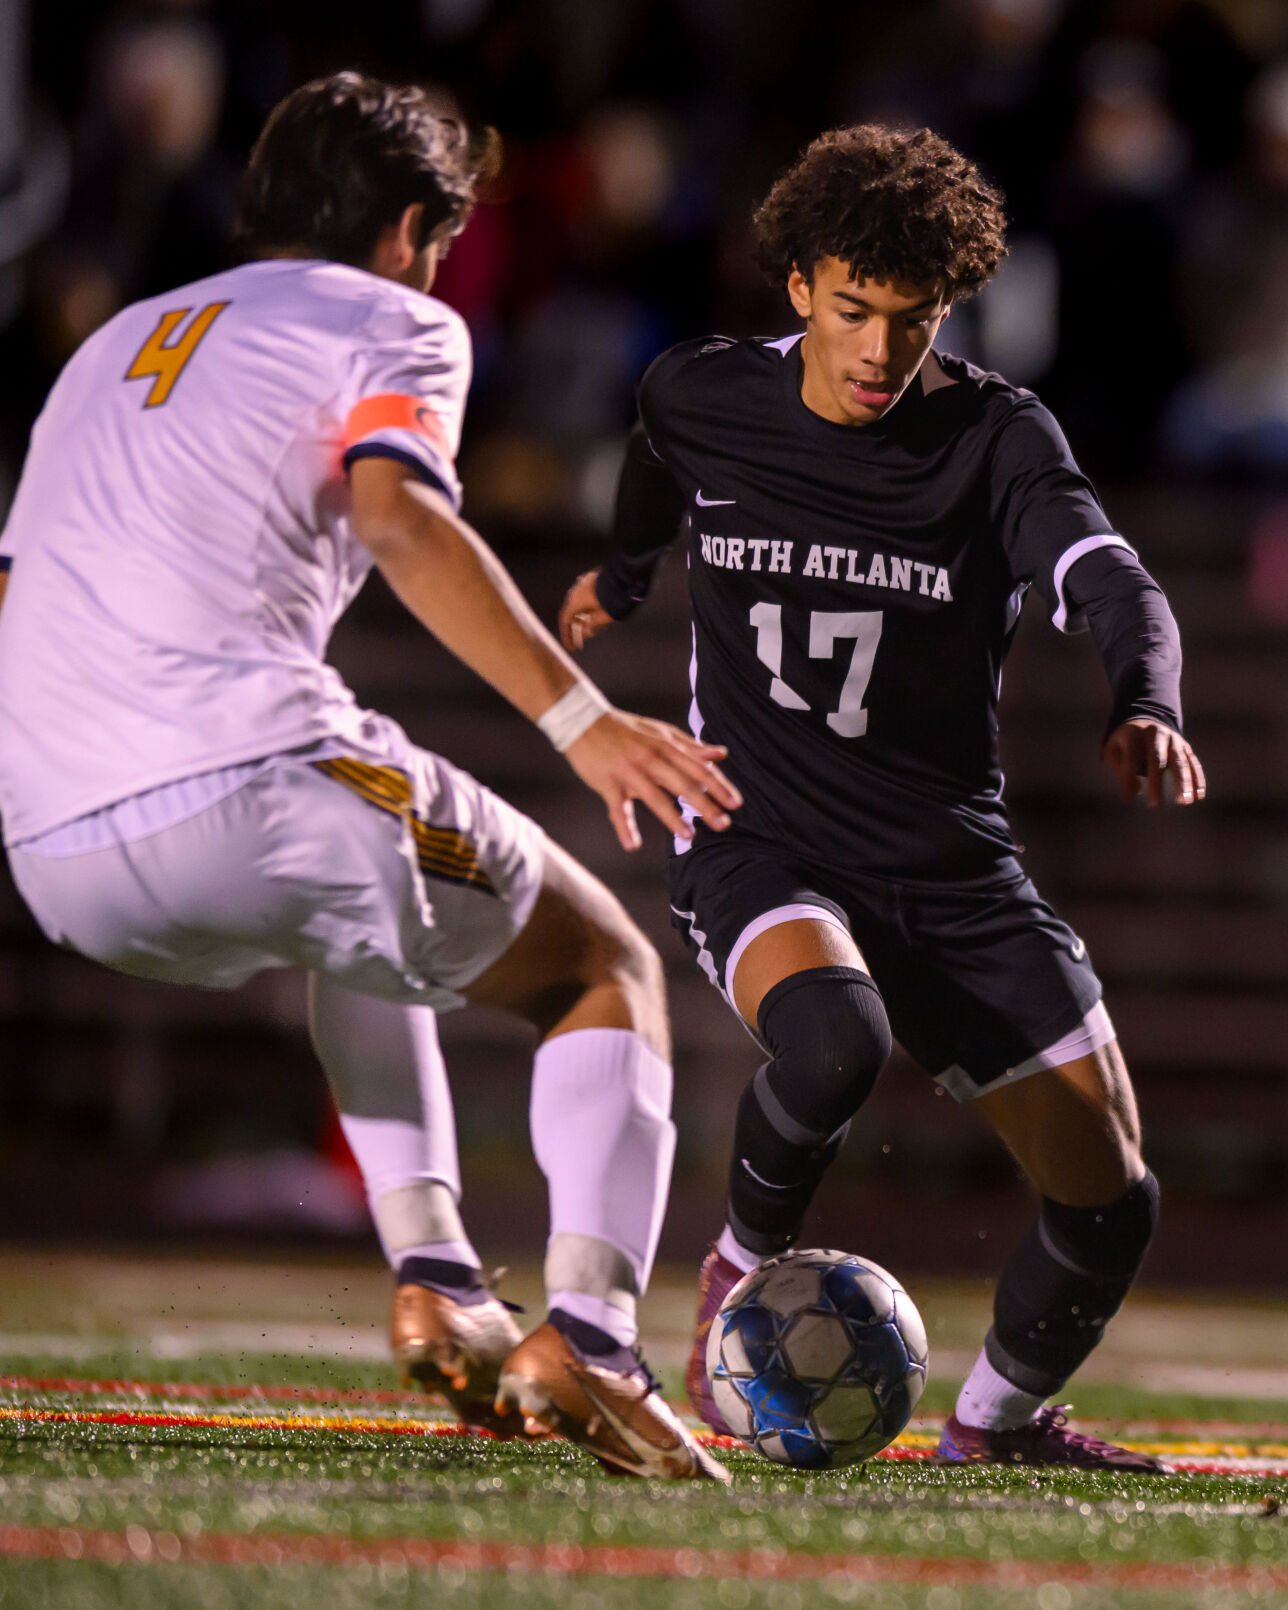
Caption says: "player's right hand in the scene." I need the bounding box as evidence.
[564,709,742,851]
[559,570,615,652]
[1101,718,1206,808]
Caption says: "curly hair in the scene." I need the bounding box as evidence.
[753,125,1007,298]
[235,72,500,268]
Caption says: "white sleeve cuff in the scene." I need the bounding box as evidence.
[1051,534,1134,633]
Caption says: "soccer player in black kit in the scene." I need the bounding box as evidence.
[559,125,1206,1470]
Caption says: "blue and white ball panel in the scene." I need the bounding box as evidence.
[704,1247,929,1469]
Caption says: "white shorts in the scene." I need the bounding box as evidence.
[8,748,546,1010]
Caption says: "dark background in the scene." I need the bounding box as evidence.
[1,0,1286,1284]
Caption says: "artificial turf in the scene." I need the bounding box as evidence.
[1,1257,1286,1609]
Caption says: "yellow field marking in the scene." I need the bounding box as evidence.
[5,1403,1286,1461]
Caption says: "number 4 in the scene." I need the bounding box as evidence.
[749,604,884,738]
[125,302,229,407]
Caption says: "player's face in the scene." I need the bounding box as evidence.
[788,259,950,426]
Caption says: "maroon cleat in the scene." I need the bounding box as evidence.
[938,1406,1169,1472]
[685,1244,747,1436]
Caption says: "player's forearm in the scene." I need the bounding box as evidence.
[356,475,589,724]
[1065,546,1183,738]
[594,424,688,620]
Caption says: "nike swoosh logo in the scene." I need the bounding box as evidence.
[577,1368,681,1461]
[739,1158,793,1190]
[695,491,735,506]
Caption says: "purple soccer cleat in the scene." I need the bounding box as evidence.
[938,1406,1169,1472]
[685,1243,747,1436]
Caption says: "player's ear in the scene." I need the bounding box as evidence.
[786,266,813,320]
[367,203,426,282]
[394,203,425,267]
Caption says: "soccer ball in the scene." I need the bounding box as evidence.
[705,1248,928,1469]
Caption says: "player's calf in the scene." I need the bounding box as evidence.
[949,1039,1158,1454]
[727,966,892,1258]
[466,842,676,1354]
[945,1170,1161,1465]
[985,1170,1161,1405]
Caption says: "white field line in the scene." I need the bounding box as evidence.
[926,1347,1288,1401]
[0,1325,389,1362]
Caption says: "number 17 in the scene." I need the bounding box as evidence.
[749,603,884,738]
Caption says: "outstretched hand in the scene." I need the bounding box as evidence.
[1101,718,1206,808]
[559,570,616,652]
[564,709,742,851]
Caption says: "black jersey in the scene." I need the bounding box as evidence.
[623,334,1144,882]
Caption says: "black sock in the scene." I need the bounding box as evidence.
[396,1255,483,1291]
[548,1306,621,1357]
[988,1172,1160,1396]
[727,1071,848,1255]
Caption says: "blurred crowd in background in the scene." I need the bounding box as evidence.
[3,0,1288,521]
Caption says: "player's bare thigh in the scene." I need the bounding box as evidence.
[463,835,668,1057]
[975,1039,1146,1206]
[730,918,869,1028]
[732,917,1145,1206]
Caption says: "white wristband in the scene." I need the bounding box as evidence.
[537,682,612,752]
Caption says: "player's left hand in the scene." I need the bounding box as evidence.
[1101,718,1206,808]
[559,570,615,653]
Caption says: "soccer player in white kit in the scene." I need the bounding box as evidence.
[0,73,740,1481]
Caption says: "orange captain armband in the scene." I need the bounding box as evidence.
[344,393,450,456]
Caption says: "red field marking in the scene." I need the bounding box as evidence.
[0,1403,735,1450]
[1,1522,1287,1593]
[0,1406,483,1438]
[8,1377,1284,1446]
[6,1403,1288,1474]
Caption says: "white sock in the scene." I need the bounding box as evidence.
[717,1223,761,1275]
[530,1027,676,1300]
[954,1347,1046,1431]
[309,977,479,1269]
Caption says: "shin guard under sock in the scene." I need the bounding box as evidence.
[727,967,891,1256]
[988,1171,1160,1396]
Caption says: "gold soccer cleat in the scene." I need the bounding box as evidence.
[495,1319,732,1482]
[391,1274,526,1437]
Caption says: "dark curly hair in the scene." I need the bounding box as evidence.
[753,125,1007,298]
[234,72,500,268]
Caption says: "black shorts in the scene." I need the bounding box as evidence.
[668,830,1107,1101]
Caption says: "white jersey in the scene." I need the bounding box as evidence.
[0,258,470,844]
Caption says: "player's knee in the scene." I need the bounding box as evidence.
[757,966,893,1138]
[608,922,669,1042]
[560,894,669,1055]
[1042,1169,1160,1281]
[615,921,665,1008]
